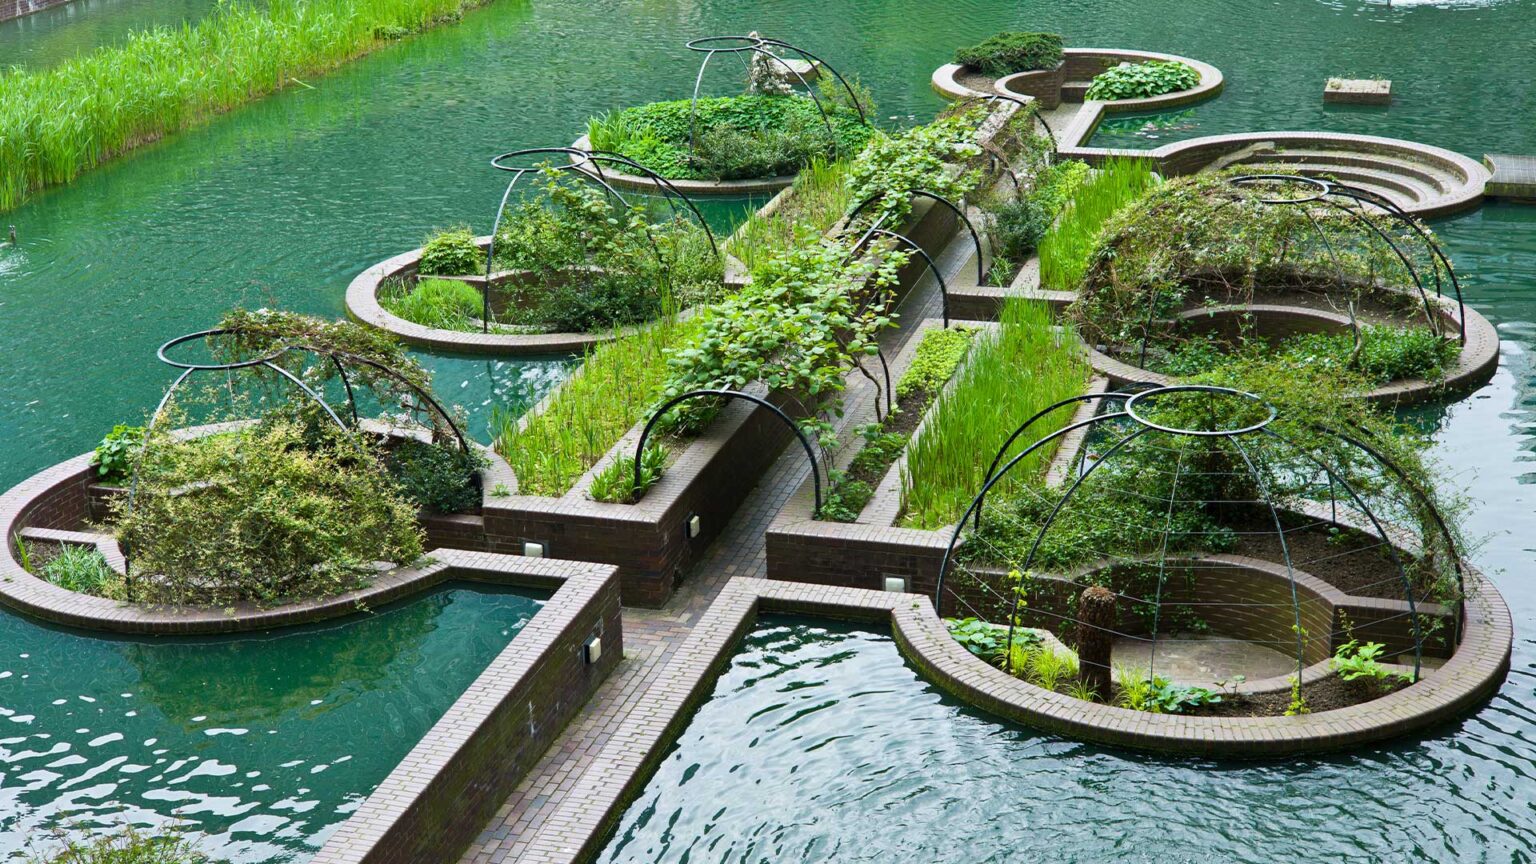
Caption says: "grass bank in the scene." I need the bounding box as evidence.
[0,0,518,212]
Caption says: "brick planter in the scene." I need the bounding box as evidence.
[0,425,515,633]
[570,134,796,197]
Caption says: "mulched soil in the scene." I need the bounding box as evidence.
[1183,673,1408,717]
[1231,516,1417,600]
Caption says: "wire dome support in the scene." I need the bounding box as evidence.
[684,34,871,154]
[632,389,823,517]
[933,386,1462,710]
[482,147,721,333]
[845,188,986,286]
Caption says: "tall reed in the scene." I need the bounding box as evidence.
[0,0,519,212]
[900,299,1088,529]
[493,316,696,496]
[1036,158,1158,292]
[727,157,852,274]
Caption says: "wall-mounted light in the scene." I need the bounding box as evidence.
[583,635,603,664]
[686,514,702,539]
[523,541,546,558]
[883,575,908,593]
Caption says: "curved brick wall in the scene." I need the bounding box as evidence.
[569,135,795,196]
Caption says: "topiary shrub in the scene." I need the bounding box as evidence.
[1084,60,1200,101]
[114,420,425,606]
[386,437,487,513]
[418,226,483,276]
[953,31,1064,77]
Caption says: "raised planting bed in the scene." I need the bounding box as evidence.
[0,423,514,633]
[574,90,875,195]
[933,48,1223,114]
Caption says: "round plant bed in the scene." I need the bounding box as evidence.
[346,235,744,355]
[932,49,1223,113]
[1085,297,1499,405]
[896,562,1508,756]
[570,135,795,197]
[0,427,513,634]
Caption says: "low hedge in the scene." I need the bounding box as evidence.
[953,31,1064,77]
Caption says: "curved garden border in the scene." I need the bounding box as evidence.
[569,134,796,196]
[892,558,1510,756]
[931,48,1224,111]
[0,429,515,634]
[345,234,746,355]
[1085,298,1500,405]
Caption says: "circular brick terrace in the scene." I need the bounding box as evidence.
[1085,298,1500,406]
[931,48,1224,110]
[892,562,1511,757]
[0,431,515,634]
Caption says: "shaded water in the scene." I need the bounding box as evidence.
[0,585,543,861]
[603,618,1536,863]
[0,0,1532,861]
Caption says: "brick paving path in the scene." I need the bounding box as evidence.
[459,225,969,864]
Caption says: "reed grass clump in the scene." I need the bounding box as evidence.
[900,299,1088,529]
[1036,158,1158,291]
[0,0,520,212]
[493,316,695,496]
[727,157,852,274]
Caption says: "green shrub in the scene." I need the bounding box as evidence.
[31,825,206,863]
[953,31,1064,76]
[846,109,985,226]
[418,227,484,276]
[987,160,1088,275]
[1084,60,1200,101]
[39,544,124,598]
[819,474,874,522]
[586,94,872,181]
[386,438,487,513]
[91,424,145,484]
[1278,325,1459,384]
[380,278,484,331]
[896,327,973,399]
[114,421,424,606]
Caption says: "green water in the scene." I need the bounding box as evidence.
[0,0,1534,860]
[0,584,543,860]
[604,618,1536,862]
[0,0,226,69]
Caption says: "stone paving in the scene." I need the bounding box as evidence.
[457,221,958,864]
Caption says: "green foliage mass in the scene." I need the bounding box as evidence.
[1037,157,1159,292]
[114,420,425,607]
[418,226,484,276]
[586,94,873,181]
[1084,60,1201,101]
[91,424,145,484]
[386,437,488,514]
[380,277,484,331]
[846,109,985,226]
[31,825,206,863]
[953,31,1065,76]
[897,327,974,399]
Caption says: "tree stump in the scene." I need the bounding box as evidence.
[1077,585,1117,700]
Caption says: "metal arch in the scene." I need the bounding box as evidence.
[757,38,870,124]
[633,389,823,516]
[1328,423,1467,642]
[845,226,954,328]
[1224,433,1309,687]
[934,409,1133,605]
[1259,427,1425,680]
[1319,198,1441,337]
[846,189,987,285]
[975,392,1129,529]
[482,148,673,333]
[1328,182,1466,342]
[684,35,850,156]
[579,149,721,258]
[1000,424,1151,674]
[325,350,471,454]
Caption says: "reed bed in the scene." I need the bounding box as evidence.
[726,157,852,274]
[1036,158,1158,292]
[900,299,1089,529]
[0,0,515,212]
[493,315,696,496]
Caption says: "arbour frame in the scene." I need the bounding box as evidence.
[481,146,723,333]
[933,384,1467,695]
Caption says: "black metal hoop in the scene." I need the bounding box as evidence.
[1123,385,1277,437]
[633,389,822,516]
[846,189,986,286]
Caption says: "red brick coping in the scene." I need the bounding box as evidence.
[344,236,748,356]
[512,572,1511,864]
[312,552,622,864]
[569,135,795,197]
[0,428,519,634]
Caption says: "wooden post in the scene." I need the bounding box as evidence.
[1077,585,1117,700]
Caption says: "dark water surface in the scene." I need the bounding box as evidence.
[0,1,1533,861]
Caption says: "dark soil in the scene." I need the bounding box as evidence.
[1181,673,1408,717]
[956,69,999,94]
[1230,516,1419,601]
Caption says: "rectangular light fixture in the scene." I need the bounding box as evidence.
[583,635,602,664]
[686,514,702,538]
[522,541,545,558]
[883,575,908,593]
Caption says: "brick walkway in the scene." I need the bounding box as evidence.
[458,224,968,864]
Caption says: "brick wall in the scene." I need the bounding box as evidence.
[0,0,73,23]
